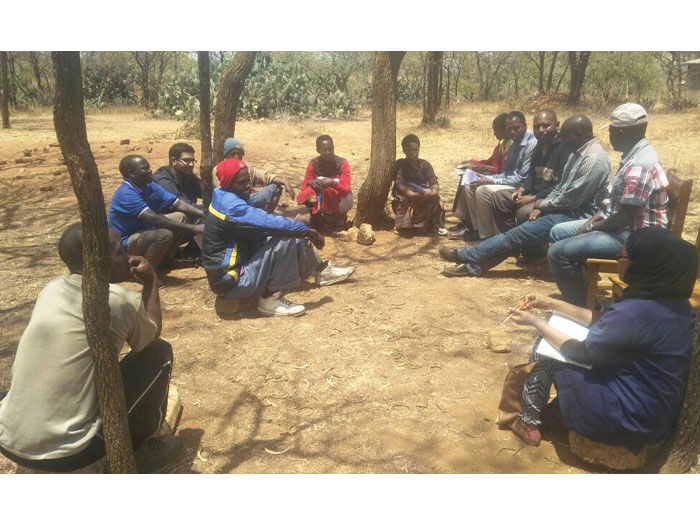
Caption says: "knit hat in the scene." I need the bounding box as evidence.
[216,158,248,189]
[223,137,245,157]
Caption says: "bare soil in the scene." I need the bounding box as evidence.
[1,103,699,474]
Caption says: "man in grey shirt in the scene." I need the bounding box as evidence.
[439,115,611,277]
[0,223,181,473]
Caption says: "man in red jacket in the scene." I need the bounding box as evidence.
[297,135,353,232]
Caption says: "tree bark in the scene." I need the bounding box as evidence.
[29,51,43,90]
[660,318,700,473]
[421,51,442,126]
[353,51,406,227]
[198,51,214,210]
[212,51,257,165]
[567,51,592,105]
[546,51,559,93]
[51,52,137,474]
[0,52,10,128]
[8,52,17,109]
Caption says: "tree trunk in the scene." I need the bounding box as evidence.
[567,51,592,105]
[51,51,137,474]
[421,51,442,126]
[198,51,214,211]
[546,51,558,93]
[30,51,43,90]
[660,318,700,473]
[212,51,257,165]
[0,52,10,128]
[8,52,17,108]
[538,52,545,95]
[353,51,406,227]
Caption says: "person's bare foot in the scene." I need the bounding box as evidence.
[511,418,542,446]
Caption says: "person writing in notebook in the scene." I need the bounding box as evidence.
[505,227,695,451]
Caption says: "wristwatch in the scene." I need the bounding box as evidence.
[585,222,594,232]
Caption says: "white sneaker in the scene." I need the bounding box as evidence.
[257,292,306,317]
[437,227,448,236]
[314,262,355,286]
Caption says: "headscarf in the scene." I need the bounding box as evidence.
[215,158,247,190]
[223,138,245,158]
[622,226,698,299]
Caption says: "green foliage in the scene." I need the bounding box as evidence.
[585,52,662,105]
[238,55,361,119]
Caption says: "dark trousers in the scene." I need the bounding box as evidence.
[491,189,536,232]
[0,339,173,472]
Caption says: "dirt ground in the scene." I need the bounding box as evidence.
[1,103,699,474]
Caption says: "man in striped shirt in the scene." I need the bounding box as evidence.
[548,103,669,306]
[438,115,610,277]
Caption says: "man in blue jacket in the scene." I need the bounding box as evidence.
[202,158,355,317]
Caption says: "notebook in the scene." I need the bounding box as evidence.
[535,312,592,369]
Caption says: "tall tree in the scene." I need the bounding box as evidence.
[354,51,406,227]
[567,51,592,105]
[474,51,508,101]
[51,51,136,473]
[421,51,443,126]
[130,51,174,109]
[0,52,9,129]
[660,318,700,473]
[198,51,214,210]
[212,51,257,164]
[29,51,43,90]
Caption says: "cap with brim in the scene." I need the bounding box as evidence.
[601,102,649,129]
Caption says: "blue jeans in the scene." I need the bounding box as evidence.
[547,219,628,306]
[457,212,577,271]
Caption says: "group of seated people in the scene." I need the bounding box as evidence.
[0,102,694,473]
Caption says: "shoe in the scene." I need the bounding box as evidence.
[257,292,306,317]
[437,227,448,236]
[314,262,355,286]
[438,245,461,263]
[134,435,183,473]
[511,418,542,447]
[442,263,482,277]
[448,221,466,232]
[448,228,468,240]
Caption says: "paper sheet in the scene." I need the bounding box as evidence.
[535,312,592,369]
[455,168,481,185]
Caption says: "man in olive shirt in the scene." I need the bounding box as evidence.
[0,223,181,473]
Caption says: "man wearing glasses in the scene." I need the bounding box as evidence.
[154,143,203,210]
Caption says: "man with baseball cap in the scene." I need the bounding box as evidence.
[202,158,355,317]
[547,103,669,306]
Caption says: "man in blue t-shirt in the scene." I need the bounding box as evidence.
[109,155,204,272]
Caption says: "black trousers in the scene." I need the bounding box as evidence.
[0,339,173,472]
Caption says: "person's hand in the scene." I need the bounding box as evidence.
[129,256,156,282]
[320,178,336,189]
[308,228,325,250]
[511,188,524,202]
[308,179,322,192]
[576,220,593,236]
[274,177,296,200]
[529,208,542,221]
[515,195,536,208]
[457,162,476,170]
[523,294,553,311]
[470,175,492,188]
[508,308,538,327]
[192,223,205,234]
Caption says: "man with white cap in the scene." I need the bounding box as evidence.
[547,102,669,306]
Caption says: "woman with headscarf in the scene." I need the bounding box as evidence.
[506,226,697,450]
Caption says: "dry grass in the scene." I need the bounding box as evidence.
[1,102,699,474]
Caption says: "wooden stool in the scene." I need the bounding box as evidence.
[569,430,651,471]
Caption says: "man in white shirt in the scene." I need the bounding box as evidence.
[0,223,181,473]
